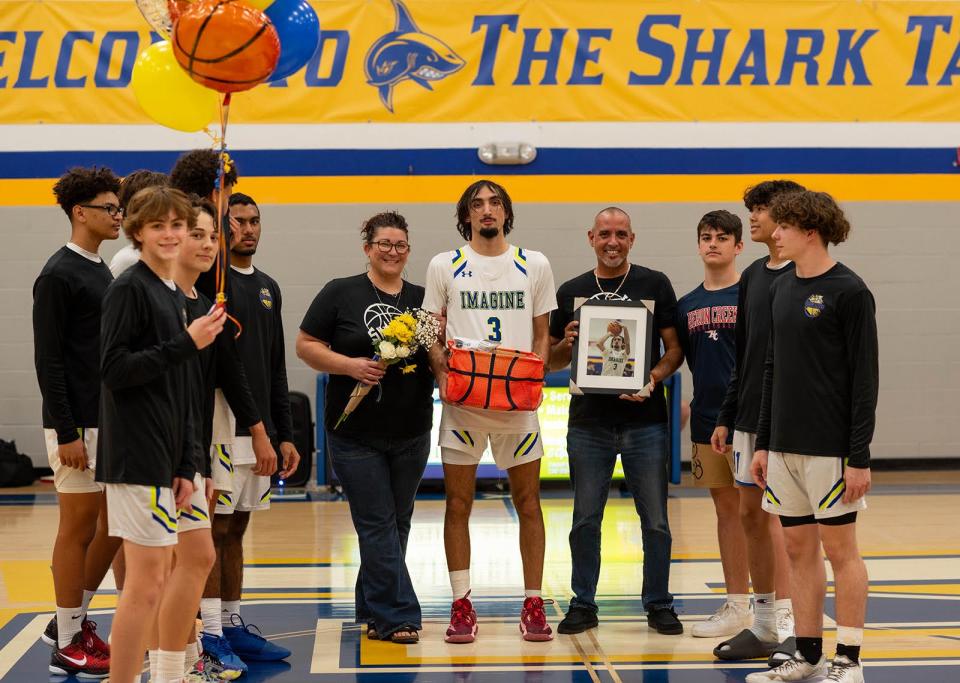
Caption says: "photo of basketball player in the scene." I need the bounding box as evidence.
[585,318,634,377]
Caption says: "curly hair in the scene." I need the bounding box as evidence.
[697,209,743,242]
[170,149,239,199]
[455,180,514,241]
[118,170,169,212]
[122,186,196,249]
[361,211,408,243]
[52,166,121,218]
[743,179,805,211]
[770,190,851,246]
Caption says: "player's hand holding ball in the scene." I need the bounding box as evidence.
[607,320,623,336]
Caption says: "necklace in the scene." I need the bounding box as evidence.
[368,273,403,308]
[594,264,631,297]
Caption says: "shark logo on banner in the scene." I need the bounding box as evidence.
[364,0,465,112]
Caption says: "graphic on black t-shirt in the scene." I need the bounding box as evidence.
[363,303,402,343]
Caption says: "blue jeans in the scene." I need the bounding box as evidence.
[567,422,673,612]
[327,431,430,636]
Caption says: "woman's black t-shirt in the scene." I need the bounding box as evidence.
[300,274,434,438]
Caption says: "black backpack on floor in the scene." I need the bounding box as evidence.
[0,439,36,487]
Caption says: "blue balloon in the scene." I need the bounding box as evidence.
[266,0,321,81]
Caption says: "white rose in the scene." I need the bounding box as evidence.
[396,346,411,358]
[379,341,397,359]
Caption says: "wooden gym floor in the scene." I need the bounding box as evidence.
[0,470,957,682]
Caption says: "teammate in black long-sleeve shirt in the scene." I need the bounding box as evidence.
[747,191,877,683]
[202,193,299,665]
[708,181,805,665]
[34,166,121,676]
[98,186,225,683]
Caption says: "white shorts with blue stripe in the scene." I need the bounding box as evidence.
[177,474,212,533]
[215,463,271,515]
[106,483,179,547]
[439,428,544,470]
[761,452,867,521]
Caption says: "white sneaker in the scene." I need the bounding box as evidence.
[745,654,829,682]
[776,606,795,641]
[691,601,753,638]
[825,655,864,682]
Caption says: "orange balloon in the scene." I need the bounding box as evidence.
[172,0,280,93]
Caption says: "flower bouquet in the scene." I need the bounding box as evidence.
[334,309,442,428]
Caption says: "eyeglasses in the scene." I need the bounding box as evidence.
[372,240,409,254]
[80,204,123,218]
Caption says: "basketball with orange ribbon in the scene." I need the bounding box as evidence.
[172,0,281,93]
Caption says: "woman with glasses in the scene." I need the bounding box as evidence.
[295,212,434,644]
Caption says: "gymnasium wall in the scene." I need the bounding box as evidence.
[1,0,959,464]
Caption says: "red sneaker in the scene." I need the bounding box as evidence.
[444,591,478,644]
[520,596,554,641]
[49,631,109,678]
[81,618,110,657]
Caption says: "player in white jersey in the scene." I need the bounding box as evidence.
[424,180,557,643]
[598,323,630,377]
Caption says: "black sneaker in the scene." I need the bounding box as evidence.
[647,607,683,635]
[557,606,598,634]
[41,616,57,647]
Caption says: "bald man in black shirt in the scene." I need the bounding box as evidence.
[746,191,877,683]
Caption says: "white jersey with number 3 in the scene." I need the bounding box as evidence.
[423,244,557,432]
[602,349,628,377]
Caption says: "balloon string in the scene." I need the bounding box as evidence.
[215,92,242,339]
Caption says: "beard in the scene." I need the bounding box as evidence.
[232,245,257,257]
[478,226,500,239]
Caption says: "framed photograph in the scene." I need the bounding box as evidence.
[570,298,654,395]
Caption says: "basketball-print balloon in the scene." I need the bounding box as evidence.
[172,0,281,93]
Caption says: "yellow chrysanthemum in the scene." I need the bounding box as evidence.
[401,364,417,374]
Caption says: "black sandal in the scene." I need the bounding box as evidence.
[768,636,797,666]
[713,628,778,660]
[388,628,419,645]
[366,623,379,640]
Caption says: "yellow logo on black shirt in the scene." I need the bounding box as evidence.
[259,288,273,310]
[804,294,825,318]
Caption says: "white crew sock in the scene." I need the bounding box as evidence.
[837,625,864,646]
[524,589,542,599]
[200,598,223,636]
[221,599,240,629]
[184,640,200,673]
[750,592,777,640]
[56,605,83,649]
[449,570,470,600]
[775,598,793,612]
[80,589,96,619]
[156,649,185,683]
[727,593,751,608]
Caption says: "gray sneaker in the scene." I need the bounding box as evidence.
[745,654,829,682]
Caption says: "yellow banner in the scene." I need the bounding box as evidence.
[2,0,960,124]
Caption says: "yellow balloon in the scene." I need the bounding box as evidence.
[241,0,275,10]
[131,40,219,132]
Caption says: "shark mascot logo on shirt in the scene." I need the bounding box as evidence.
[364,0,466,112]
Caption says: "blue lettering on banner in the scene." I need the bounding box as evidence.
[15,31,48,88]
[828,29,876,85]
[776,29,824,85]
[629,14,681,85]
[568,28,610,85]
[305,30,350,86]
[906,16,951,85]
[55,31,94,88]
[0,31,15,88]
[726,29,769,85]
[95,31,138,87]
[677,27,730,85]
[514,27,567,85]
[471,15,518,85]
